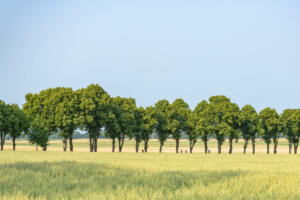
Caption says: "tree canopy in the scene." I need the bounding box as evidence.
[2,84,300,154]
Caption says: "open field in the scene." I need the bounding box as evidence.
[0,152,300,199]
[2,138,294,154]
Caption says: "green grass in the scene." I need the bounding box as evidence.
[1,152,300,200]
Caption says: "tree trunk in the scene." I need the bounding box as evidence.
[42,146,47,151]
[12,137,16,151]
[63,138,67,152]
[118,137,121,152]
[159,141,163,153]
[189,139,194,153]
[1,133,5,151]
[289,142,292,154]
[294,139,299,154]
[243,139,248,154]
[229,137,233,154]
[217,140,222,154]
[267,143,270,154]
[89,137,93,152]
[135,140,139,153]
[93,137,98,152]
[203,137,208,154]
[118,133,125,152]
[144,139,148,153]
[69,136,73,152]
[251,138,255,154]
[176,139,179,153]
[0,140,3,151]
[273,138,278,154]
[112,138,115,152]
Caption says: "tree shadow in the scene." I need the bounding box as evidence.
[0,161,246,199]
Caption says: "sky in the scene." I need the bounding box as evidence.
[0,0,300,113]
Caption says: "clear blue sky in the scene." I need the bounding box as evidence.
[0,1,299,112]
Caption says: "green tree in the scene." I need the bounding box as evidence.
[23,88,62,151]
[185,111,199,153]
[77,84,110,152]
[240,105,258,154]
[168,99,190,153]
[154,100,172,153]
[259,108,281,154]
[133,107,143,152]
[9,104,30,151]
[0,101,14,151]
[109,97,137,152]
[27,127,50,151]
[194,100,210,153]
[23,87,79,152]
[105,107,121,152]
[291,110,300,154]
[225,102,240,154]
[282,109,300,154]
[282,109,295,154]
[140,106,157,152]
[207,96,240,154]
[54,88,80,152]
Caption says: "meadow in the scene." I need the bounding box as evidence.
[1,151,300,200]
[0,139,300,200]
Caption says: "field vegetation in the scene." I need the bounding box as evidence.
[1,151,300,200]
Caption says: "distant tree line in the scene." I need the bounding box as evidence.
[0,84,300,154]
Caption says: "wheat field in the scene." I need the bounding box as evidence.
[1,141,300,199]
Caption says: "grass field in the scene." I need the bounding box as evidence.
[2,138,293,154]
[0,151,300,200]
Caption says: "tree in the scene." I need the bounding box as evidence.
[154,100,172,153]
[23,88,62,151]
[54,88,80,152]
[259,108,281,154]
[105,109,121,152]
[240,105,258,154]
[23,87,79,152]
[168,99,190,153]
[140,106,157,152]
[194,100,210,153]
[133,107,143,153]
[9,104,30,151]
[109,97,137,152]
[225,102,240,154]
[282,109,295,154]
[27,127,50,151]
[185,111,198,153]
[77,84,110,152]
[282,109,300,154]
[207,96,239,154]
[0,101,14,151]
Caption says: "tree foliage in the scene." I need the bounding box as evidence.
[282,109,300,154]
[154,99,172,153]
[4,83,300,155]
[168,99,190,153]
[8,104,30,151]
[107,97,137,152]
[194,100,210,153]
[27,127,50,150]
[205,96,240,154]
[77,84,110,152]
[259,108,281,154]
[240,105,258,154]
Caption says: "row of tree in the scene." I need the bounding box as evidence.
[0,84,300,154]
